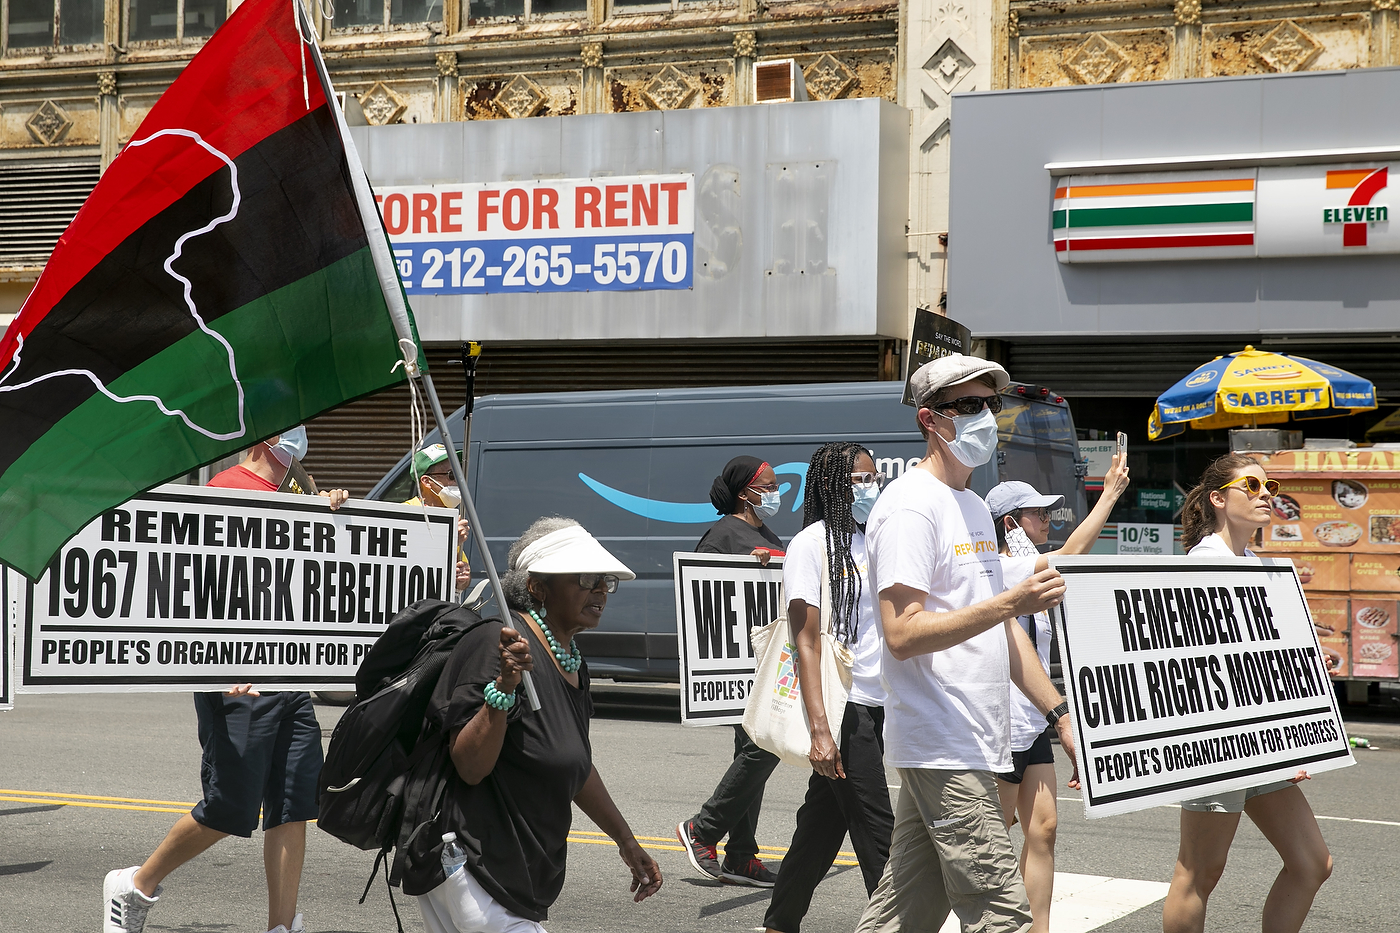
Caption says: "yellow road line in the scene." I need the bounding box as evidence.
[565,835,859,867]
[571,829,857,860]
[0,795,189,814]
[0,788,197,807]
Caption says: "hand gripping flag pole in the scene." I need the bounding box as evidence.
[303,5,541,710]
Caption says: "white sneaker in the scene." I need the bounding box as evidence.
[103,866,161,933]
[264,914,304,933]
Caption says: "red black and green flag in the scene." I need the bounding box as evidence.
[0,0,420,579]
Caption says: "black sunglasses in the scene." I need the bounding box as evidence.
[577,573,620,594]
[933,394,1004,416]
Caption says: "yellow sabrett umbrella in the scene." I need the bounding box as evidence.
[1149,346,1377,440]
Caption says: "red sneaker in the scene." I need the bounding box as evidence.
[676,819,722,880]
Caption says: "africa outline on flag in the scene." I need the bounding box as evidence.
[0,128,249,444]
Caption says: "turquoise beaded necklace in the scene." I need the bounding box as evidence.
[529,608,582,673]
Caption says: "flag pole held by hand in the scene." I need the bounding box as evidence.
[420,369,541,712]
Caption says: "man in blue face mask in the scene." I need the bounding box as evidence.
[853,354,1082,933]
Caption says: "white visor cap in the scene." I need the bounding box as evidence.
[515,524,636,581]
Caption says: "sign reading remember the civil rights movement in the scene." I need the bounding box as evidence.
[1051,556,1353,819]
[674,553,783,726]
[376,175,695,296]
[11,485,456,693]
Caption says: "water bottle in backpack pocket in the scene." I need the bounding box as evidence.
[441,832,468,877]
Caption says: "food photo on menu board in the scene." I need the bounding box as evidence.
[1258,476,1400,552]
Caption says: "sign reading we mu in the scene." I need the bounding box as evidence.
[673,553,784,726]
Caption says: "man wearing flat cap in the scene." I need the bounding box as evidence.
[854,354,1081,933]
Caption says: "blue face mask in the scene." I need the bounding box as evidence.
[267,425,308,467]
[850,483,880,524]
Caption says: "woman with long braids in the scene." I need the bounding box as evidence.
[762,442,894,933]
[1162,454,1332,933]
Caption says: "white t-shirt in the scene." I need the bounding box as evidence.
[1000,554,1052,752]
[865,468,1011,772]
[1189,532,1255,558]
[782,522,884,707]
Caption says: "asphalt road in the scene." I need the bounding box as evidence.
[2,687,1398,933]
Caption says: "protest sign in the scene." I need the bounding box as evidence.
[901,309,973,407]
[11,484,456,693]
[673,553,783,726]
[375,175,695,296]
[1,567,14,710]
[1051,555,1353,819]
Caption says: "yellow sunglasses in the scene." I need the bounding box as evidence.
[1219,475,1281,498]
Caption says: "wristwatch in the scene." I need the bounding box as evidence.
[1045,701,1069,726]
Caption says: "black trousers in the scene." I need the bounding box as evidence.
[763,702,894,933]
[691,725,781,863]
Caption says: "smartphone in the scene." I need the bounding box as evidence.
[1117,431,1128,460]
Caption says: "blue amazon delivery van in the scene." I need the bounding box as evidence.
[367,380,1086,681]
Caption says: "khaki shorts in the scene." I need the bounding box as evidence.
[855,768,1031,933]
[1180,780,1293,813]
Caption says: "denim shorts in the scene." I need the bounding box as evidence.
[190,691,323,836]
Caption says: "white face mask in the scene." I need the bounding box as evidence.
[851,483,880,523]
[934,408,999,468]
[751,490,781,519]
[266,425,308,467]
[430,478,462,508]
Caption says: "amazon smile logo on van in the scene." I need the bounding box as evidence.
[578,463,810,524]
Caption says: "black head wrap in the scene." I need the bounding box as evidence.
[710,455,767,515]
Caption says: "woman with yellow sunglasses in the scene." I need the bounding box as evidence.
[1165,454,1332,933]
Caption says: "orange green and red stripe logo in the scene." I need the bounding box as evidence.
[1054,175,1257,262]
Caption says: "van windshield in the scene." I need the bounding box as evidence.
[996,398,1075,444]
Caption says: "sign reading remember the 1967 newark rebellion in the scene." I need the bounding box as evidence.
[1052,555,1353,819]
[673,553,784,727]
[9,485,456,693]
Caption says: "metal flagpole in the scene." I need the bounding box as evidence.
[419,369,540,711]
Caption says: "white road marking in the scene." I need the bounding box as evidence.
[936,873,1169,933]
[1055,797,1400,826]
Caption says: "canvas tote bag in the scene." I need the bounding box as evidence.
[743,539,854,768]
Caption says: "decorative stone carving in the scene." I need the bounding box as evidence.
[1008,11,1020,39]
[1063,33,1130,84]
[436,52,458,78]
[1375,0,1400,11]
[937,1,969,33]
[733,30,756,59]
[582,41,603,69]
[643,65,699,110]
[359,82,408,125]
[494,74,547,118]
[803,54,856,100]
[26,100,74,145]
[924,39,976,92]
[97,72,117,97]
[1254,20,1323,72]
[1174,0,1201,26]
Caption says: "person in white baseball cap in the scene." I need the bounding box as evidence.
[986,456,1130,933]
[400,517,662,933]
[854,353,1077,933]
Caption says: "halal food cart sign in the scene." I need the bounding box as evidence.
[374,174,695,294]
[1053,163,1400,262]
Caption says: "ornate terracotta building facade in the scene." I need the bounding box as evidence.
[2,0,1395,329]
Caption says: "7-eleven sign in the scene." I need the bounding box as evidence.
[1322,168,1389,247]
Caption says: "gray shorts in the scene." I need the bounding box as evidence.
[1180,780,1293,813]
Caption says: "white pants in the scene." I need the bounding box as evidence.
[416,869,548,933]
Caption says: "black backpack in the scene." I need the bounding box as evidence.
[317,598,491,925]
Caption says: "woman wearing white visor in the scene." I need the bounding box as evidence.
[986,453,1129,933]
[402,517,663,933]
